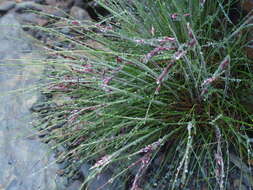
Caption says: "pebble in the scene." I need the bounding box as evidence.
[70,6,91,20]
[74,0,88,8]
[42,6,68,18]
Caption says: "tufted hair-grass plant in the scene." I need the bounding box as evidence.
[33,0,253,189]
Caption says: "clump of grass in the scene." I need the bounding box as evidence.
[34,0,253,189]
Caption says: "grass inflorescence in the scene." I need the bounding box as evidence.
[33,0,253,189]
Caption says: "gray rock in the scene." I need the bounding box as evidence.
[60,27,71,34]
[58,161,70,170]
[80,163,92,179]
[34,0,46,4]
[16,13,49,26]
[15,2,43,13]
[70,6,91,20]
[45,0,57,6]
[80,163,124,190]
[0,12,67,190]
[0,13,32,57]
[74,0,89,8]
[0,1,16,13]
[66,180,82,190]
[30,102,56,112]
[47,8,68,18]
[55,144,67,153]
[46,0,73,8]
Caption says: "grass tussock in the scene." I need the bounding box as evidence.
[34,0,253,189]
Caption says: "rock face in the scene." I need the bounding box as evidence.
[0,13,69,190]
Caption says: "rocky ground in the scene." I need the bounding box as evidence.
[0,0,252,190]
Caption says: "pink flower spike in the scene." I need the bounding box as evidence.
[201,77,217,87]
[186,23,194,39]
[116,56,123,63]
[91,155,111,169]
[155,84,161,95]
[135,39,145,44]
[164,36,176,41]
[72,21,80,25]
[173,50,186,60]
[220,56,230,70]
[171,13,178,20]
[184,13,191,17]
[158,37,176,44]
[145,46,174,63]
[188,39,196,47]
[156,63,174,85]
[103,76,113,85]
[141,139,162,153]
[200,87,208,96]
[82,64,94,73]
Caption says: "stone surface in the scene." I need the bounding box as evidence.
[45,0,73,8]
[45,0,57,6]
[0,12,70,190]
[16,13,49,26]
[73,0,89,8]
[41,5,68,18]
[52,93,72,106]
[233,179,248,190]
[66,180,83,190]
[70,6,91,20]
[0,1,16,13]
[15,1,43,13]
[80,163,124,190]
[33,0,46,4]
